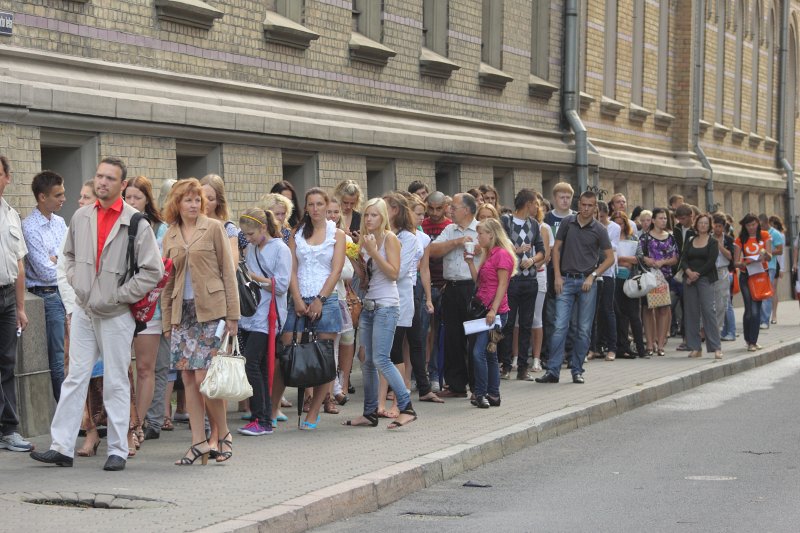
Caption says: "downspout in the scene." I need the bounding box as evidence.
[776,0,797,244]
[563,0,589,193]
[692,0,715,212]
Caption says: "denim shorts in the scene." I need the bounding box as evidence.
[284,294,342,334]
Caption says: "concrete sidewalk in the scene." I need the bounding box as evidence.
[1,303,799,532]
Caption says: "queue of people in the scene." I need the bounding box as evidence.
[0,152,790,471]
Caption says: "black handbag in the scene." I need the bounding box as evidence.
[236,260,261,318]
[467,290,488,320]
[277,319,336,389]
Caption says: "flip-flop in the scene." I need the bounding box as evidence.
[377,409,398,419]
[419,393,444,403]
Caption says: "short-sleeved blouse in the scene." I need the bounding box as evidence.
[295,219,337,298]
[639,232,678,279]
[476,247,514,314]
[734,230,771,273]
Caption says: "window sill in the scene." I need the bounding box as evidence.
[600,96,625,117]
[699,119,711,133]
[154,0,223,30]
[419,47,460,79]
[579,91,596,111]
[731,127,747,141]
[653,109,675,127]
[349,32,397,66]
[748,132,763,146]
[478,62,514,90]
[263,11,320,49]
[528,74,558,99]
[712,122,730,139]
[628,103,652,123]
[763,135,778,148]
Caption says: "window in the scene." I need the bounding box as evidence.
[481,0,503,68]
[423,0,448,57]
[435,163,460,197]
[40,130,98,224]
[176,141,220,180]
[750,1,761,132]
[276,0,303,23]
[765,8,776,138]
[531,0,550,79]
[733,0,744,129]
[352,0,382,42]
[603,0,618,98]
[493,168,513,208]
[281,151,318,200]
[656,0,669,112]
[786,28,797,161]
[715,0,726,125]
[631,0,645,106]
[366,159,395,199]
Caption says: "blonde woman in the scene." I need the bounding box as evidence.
[464,218,517,408]
[333,179,363,241]
[259,192,294,244]
[343,198,416,429]
[200,174,239,264]
[476,203,500,222]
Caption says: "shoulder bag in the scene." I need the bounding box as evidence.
[747,271,774,301]
[277,319,336,389]
[236,259,261,318]
[623,257,658,298]
[199,334,253,401]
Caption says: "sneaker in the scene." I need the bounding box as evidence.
[173,412,190,422]
[0,432,33,452]
[720,336,736,342]
[500,370,512,380]
[532,358,542,372]
[430,380,441,392]
[572,374,585,384]
[238,420,269,436]
[759,323,769,330]
[516,371,535,382]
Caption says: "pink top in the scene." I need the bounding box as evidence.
[476,247,513,313]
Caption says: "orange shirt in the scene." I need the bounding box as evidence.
[734,230,771,272]
[95,197,123,270]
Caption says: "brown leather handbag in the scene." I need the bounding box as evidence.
[345,286,362,327]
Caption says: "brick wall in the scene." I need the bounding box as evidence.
[317,153,367,194]
[221,144,282,220]
[98,133,177,207]
[0,124,41,218]
[394,159,435,193]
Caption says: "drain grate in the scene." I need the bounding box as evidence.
[402,511,471,521]
[2,492,173,510]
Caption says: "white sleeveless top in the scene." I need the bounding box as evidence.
[362,234,400,308]
[295,219,337,298]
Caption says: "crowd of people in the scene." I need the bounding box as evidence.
[0,153,790,471]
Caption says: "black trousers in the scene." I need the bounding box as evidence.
[241,330,272,424]
[614,278,645,355]
[441,280,474,393]
[0,285,20,434]
[499,277,538,372]
[392,279,432,397]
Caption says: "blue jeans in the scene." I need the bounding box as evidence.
[31,289,65,402]
[759,268,776,325]
[423,286,443,377]
[472,313,507,397]
[722,291,736,338]
[546,277,598,378]
[359,306,408,415]
[739,272,762,345]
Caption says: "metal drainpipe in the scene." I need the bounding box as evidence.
[692,0,715,212]
[563,0,589,193]
[776,0,797,247]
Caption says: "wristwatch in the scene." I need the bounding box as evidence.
[591,271,598,279]
[315,294,328,303]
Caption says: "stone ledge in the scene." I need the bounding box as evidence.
[579,91,595,111]
[764,135,778,148]
[478,62,514,90]
[263,11,320,50]
[419,47,460,79]
[653,109,675,127]
[155,0,223,30]
[748,132,763,146]
[528,74,558,99]
[349,32,397,66]
[628,102,651,123]
[731,127,747,141]
[712,122,730,139]
[599,96,625,117]
[699,118,711,133]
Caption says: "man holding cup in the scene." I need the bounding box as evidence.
[428,193,480,398]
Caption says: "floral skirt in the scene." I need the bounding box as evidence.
[170,300,220,371]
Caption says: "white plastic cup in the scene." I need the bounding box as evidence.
[464,241,476,255]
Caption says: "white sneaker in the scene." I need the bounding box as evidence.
[532,358,542,372]
[430,380,441,392]
[0,432,33,452]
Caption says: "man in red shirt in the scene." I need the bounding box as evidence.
[420,192,451,390]
[31,157,163,472]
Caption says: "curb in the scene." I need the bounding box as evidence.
[195,339,800,533]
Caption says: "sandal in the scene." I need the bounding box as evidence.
[419,392,444,403]
[76,432,101,457]
[280,396,292,408]
[302,395,311,413]
[387,403,418,430]
[175,441,210,466]
[343,411,379,427]
[299,415,321,431]
[604,352,616,361]
[334,393,349,406]
[162,417,174,431]
[323,393,340,414]
[135,426,145,448]
[216,432,233,462]
[127,428,138,457]
[377,409,398,419]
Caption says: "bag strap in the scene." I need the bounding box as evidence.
[121,212,144,287]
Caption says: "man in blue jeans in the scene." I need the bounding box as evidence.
[536,190,614,384]
[22,170,67,402]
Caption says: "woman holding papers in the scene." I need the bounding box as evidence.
[464,218,518,409]
[734,214,772,352]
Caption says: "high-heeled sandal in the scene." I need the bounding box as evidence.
[175,441,211,466]
[127,429,138,458]
[135,426,145,448]
[162,417,174,431]
[688,350,702,358]
[343,411,379,427]
[323,393,340,414]
[216,432,233,462]
[76,438,101,457]
[299,415,321,431]
[387,403,417,430]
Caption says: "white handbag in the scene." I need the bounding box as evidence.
[199,334,253,401]
[623,259,659,298]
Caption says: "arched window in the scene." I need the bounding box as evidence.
[750,1,761,133]
[785,26,797,161]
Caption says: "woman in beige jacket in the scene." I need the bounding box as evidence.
[161,178,239,465]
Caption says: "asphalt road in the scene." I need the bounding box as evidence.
[314,355,800,533]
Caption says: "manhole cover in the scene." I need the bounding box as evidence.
[684,475,738,481]
[2,492,173,510]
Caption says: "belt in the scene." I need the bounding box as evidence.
[0,283,14,291]
[446,279,474,286]
[561,272,587,279]
[29,286,58,294]
[363,299,394,311]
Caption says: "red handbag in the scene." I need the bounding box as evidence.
[747,271,773,301]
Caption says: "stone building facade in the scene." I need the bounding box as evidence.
[0,0,797,229]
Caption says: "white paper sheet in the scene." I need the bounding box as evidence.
[617,240,638,258]
[745,259,765,275]
[463,316,503,335]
